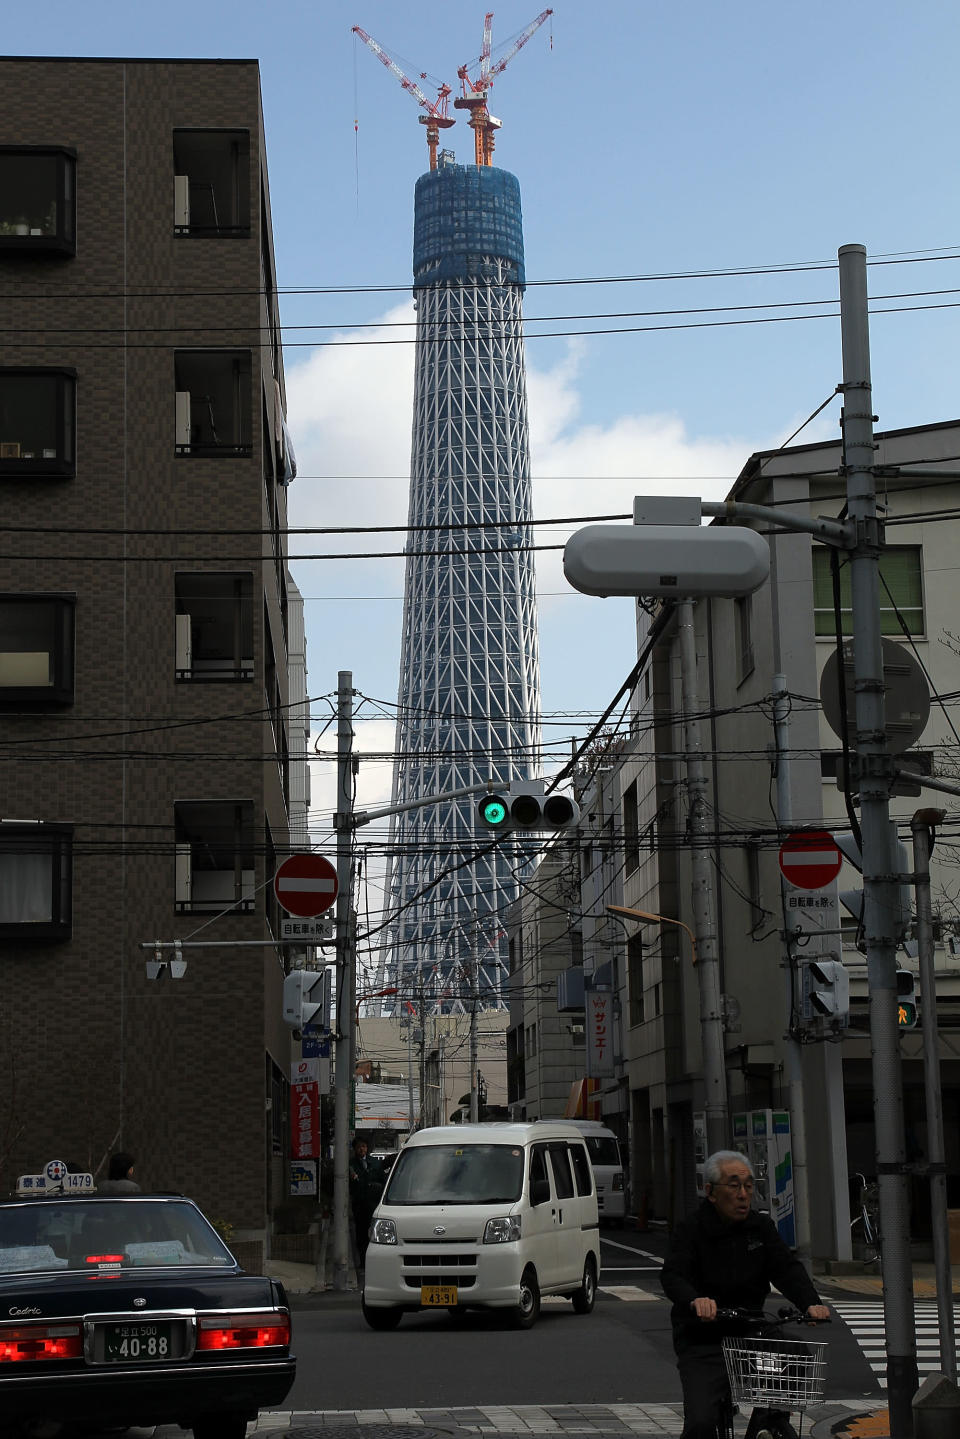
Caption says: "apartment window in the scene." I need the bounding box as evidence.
[0,147,75,255]
[173,130,250,237]
[813,546,924,637]
[628,932,645,1025]
[0,369,76,479]
[174,352,252,457]
[0,822,72,942]
[0,595,75,705]
[623,779,640,876]
[175,573,253,681]
[735,595,755,680]
[174,801,255,914]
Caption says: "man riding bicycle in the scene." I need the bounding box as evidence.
[661,1149,830,1439]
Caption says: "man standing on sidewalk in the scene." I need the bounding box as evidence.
[349,1136,385,1269]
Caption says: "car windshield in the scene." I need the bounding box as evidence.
[585,1136,621,1166]
[0,1199,235,1275]
[384,1143,524,1205]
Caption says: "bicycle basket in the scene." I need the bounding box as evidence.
[722,1336,828,1409]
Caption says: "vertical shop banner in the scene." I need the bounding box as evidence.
[290,1080,319,1159]
[586,989,614,1077]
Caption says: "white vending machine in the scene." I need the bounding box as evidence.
[732,1109,795,1248]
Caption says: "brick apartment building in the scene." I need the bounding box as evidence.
[0,57,303,1248]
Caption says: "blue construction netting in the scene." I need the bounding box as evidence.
[412,163,525,289]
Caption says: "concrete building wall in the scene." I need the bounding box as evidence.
[0,58,297,1240]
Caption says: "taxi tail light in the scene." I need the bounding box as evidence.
[0,1323,83,1363]
[197,1312,291,1351]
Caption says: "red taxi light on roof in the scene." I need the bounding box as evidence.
[0,1323,83,1363]
[197,1312,290,1351]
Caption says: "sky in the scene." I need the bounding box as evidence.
[6,0,960,840]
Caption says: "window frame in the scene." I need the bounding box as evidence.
[174,351,253,459]
[172,129,251,239]
[0,368,76,480]
[0,593,76,706]
[0,146,76,257]
[0,822,72,943]
[173,799,256,915]
[812,545,925,638]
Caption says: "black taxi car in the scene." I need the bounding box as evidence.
[0,1169,295,1439]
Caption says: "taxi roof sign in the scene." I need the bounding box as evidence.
[16,1161,95,1196]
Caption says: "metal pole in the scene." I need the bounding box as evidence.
[331,671,355,1292]
[772,674,813,1269]
[839,244,917,1434]
[677,598,729,1153]
[469,910,480,1124]
[911,810,955,1384]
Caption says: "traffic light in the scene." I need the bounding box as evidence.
[282,969,329,1030]
[896,968,918,1029]
[477,780,580,834]
[806,958,850,1023]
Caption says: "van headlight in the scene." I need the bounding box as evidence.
[370,1217,398,1245]
[482,1215,521,1244]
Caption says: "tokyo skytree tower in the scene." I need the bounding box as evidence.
[383,158,541,1015]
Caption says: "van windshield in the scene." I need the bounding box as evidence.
[585,1136,621,1166]
[384,1144,524,1205]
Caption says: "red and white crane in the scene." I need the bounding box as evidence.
[352,25,455,171]
[455,9,553,166]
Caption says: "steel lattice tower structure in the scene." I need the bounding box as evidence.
[382,158,541,1015]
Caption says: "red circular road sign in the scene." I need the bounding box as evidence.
[273,853,338,917]
[778,830,843,891]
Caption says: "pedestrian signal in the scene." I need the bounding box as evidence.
[895,968,918,1029]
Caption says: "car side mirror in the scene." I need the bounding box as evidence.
[530,1176,551,1206]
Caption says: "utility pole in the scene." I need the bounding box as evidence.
[331,671,355,1293]
[678,598,729,1153]
[839,244,917,1434]
[911,809,955,1384]
[771,674,814,1270]
[469,909,480,1123]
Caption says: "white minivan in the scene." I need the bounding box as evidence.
[361,1122,600,1330]
[558,1120,626,1223]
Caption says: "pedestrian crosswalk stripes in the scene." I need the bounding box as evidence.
[830,1300,960,1389]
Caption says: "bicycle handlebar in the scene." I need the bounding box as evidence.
[710,1306,831,1327]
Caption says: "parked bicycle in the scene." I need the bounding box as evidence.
[850,1171,881,1262]
[714,1306,831,1439]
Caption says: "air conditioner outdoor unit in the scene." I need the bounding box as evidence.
[175,613,192,673]
[175,391,192,448]
[175,843,192,904]
[174,175,190,229]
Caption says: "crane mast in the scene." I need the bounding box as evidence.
[352,25,454,170]
[456,8,553,166]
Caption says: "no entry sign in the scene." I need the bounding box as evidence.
[778,830,843,891]
[274,853,338,917]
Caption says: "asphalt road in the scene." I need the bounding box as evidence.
[283,1227,881,1412]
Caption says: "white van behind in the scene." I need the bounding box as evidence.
[361,1121,600,1330]
[554,1120,626,1223]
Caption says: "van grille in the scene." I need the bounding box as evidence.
[402,1253,477,1268]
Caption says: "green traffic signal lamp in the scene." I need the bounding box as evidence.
[478,794,509,829]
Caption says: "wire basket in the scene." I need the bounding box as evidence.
[722,1335,828,1409]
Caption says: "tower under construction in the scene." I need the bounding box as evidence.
[384,156,541,1014]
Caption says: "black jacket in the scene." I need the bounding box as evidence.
[660,1200,821,1352]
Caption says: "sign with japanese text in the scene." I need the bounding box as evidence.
[291,1057,320,1086]
[289,1159,318,1197]
[290,1080,319,1159]
[586,988,614,1077]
